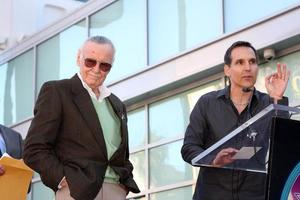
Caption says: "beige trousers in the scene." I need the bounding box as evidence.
[55,182,127,200]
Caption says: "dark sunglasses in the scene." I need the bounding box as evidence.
[84,58,112,72]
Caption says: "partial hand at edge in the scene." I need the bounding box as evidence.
[58,177,68,189]
[212,148,239,167]
[0,164,5,176]
[120,184,129,194]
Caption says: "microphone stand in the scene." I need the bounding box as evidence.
[243,87,267,167]
[242,87,256,140]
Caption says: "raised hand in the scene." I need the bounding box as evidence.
[265,63,290,100]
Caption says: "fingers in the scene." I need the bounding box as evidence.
[266,63,290,90]
[222,148,239,155]
[217,148,237,157]
[277,63,290,81]
[61,179,68,188]
[282,63,286,80]
[277,63,282,79]
[0,164,5,176]
[265,74,271,83]
[265,73,279,84]
[213,148,239,167]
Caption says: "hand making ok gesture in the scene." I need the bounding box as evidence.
[265,63,290,100]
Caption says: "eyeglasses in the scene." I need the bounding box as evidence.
[84,58,112,72]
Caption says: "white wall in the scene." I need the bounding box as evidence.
[0,0,84,51]
[0,0,12,50]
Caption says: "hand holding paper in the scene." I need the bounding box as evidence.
[212,147,239,167]
[0,163,5,175]
[232,146,262,160]
[0,153,33,200]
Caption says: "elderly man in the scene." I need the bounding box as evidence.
[23,36,140,200]
[181,41,290,200]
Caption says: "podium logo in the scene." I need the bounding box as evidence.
[281,162,300,200]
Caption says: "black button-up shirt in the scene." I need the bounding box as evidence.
[181,86,288,200]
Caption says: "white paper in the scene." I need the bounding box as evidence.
[232,146,262,160]
[1,152,11,158]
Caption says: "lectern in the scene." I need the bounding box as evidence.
[192,104,300,200]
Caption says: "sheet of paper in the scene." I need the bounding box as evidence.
[0,154,33,200]
[232,146,262,160]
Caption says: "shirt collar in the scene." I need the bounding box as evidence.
[216,86,229,99]
[77,72,111,102]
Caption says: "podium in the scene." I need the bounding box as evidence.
[191,104,300,200]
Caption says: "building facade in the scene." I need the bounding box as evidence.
[0,0,300,199]
[0,0,85,52]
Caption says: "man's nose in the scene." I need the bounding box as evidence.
[92,62,101,73]
[244,62,251,70]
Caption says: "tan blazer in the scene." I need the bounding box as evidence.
[23,75,140,200]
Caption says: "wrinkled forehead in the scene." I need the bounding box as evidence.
[231,46,256,60]
[81,41,115,61]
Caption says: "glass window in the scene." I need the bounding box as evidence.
[128,108,146,150]
[149,95,189,143]
[150,186,193,200]
[33,172,40,179]
[224,0,300,32]
[36,20,86,94]
[148,0,222,64]
[256,50,300,106]
[32,181,54,200]
[90,0,146,83]
[149,140,192,188]
[130,151,146,191]
[27,192,32,200]
[0,49,34,125]
[186,80,224,112]
[149,79,223,143]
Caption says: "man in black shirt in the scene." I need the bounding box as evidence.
[181,41,290,200]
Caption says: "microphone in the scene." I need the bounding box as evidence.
[242,87,253,93]
[247,130,258,140]
[242,87,253,117]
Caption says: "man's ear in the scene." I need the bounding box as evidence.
[224,64,230,77]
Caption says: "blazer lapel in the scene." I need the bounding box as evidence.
[71,75,107,157]
[107,96,123,120]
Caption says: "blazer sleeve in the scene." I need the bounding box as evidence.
[23,82,64,191]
